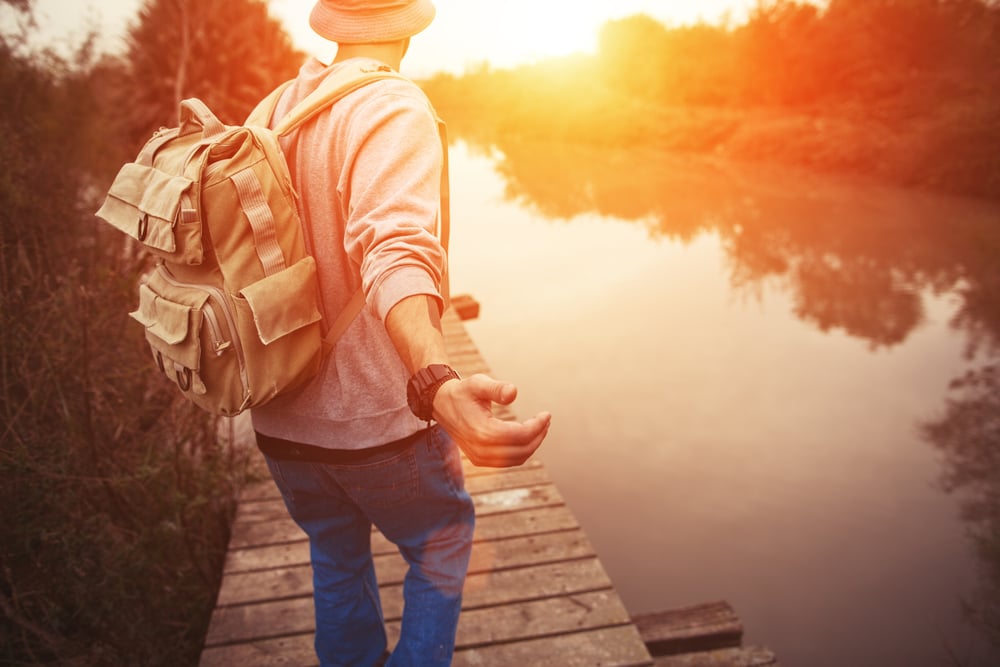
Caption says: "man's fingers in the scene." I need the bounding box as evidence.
[467,419,550,467]
[442,375,551,468]
[464,441,536,467]
[460,412,551,467]
[484,411,550,445]
[468,374,518,405]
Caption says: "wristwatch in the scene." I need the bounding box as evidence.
[407,364,461,422]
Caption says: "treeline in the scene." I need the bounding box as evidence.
[423,0,1000,199]
[0,1,302,664]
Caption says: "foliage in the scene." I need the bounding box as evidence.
[121,0,304,151]
[1,0,304,663]
[423,0,1000,199]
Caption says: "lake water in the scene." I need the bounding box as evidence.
[443,139,1000,666]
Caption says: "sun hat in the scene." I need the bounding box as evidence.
[309,0,436,44]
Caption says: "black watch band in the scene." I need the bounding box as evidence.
[406,364,460,422]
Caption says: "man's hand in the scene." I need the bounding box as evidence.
[384,295,550,467]
[433,374,551,468]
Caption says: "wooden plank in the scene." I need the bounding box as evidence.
[375,503,579,548]
[466,466,550,493]
[202,625,655,667]
[632,601,743,656]
[471,484,563,515]
[224,506,579,572]
[206,589,629,651]
[463,457,543,478]
[225,527,591,579]
[237,463,552,505]
[395,557,614,615]
[205,597,313,647]
[444,343,484,359]
[228,519,305,550]
[235,483,565,524]
[452,591,632,648]
[200,633,315,667]
[217,555,611,609]
[227,501,577,551]
[451,294,480,321]
[652,646,780,667]
[207,557,615,646]
[452,625,654,667]
[238,459,548,500]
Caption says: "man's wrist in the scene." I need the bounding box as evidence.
[407,364,461,421]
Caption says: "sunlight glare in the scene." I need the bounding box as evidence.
[268,0,765,75]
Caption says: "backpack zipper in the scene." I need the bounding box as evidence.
[158,266,248,390]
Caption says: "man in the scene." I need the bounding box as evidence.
[250,1,552,665]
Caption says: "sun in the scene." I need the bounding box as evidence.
[487,3,604,64]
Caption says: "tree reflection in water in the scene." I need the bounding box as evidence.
[924,360,1000,649]
[923,248,1000,650]
[458,133,1000,649]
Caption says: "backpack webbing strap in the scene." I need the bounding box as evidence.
[436,118,451,310]
[322,288,365,352]
[231,167,287,277]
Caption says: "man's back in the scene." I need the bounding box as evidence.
[251,56,446,449]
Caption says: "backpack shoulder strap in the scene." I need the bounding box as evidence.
[244,66,402,131]
[245,80,295,129]
[274,66,407,136]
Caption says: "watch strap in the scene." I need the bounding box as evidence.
[408,364,460,422]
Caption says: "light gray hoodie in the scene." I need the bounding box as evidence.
[252,57,446,449]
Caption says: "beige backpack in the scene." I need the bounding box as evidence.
[96,64,449,416]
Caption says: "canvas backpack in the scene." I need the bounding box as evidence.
[96,64,450,416]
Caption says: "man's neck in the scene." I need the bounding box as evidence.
[333,40,408,71]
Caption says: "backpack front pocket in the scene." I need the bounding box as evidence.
[130,266,247,413]
[230,255,324,403]
[237,255,323,345]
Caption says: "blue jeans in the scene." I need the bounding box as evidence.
[263,426,475,667]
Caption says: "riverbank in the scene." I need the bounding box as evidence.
[421,1,1000,202]
[424,75,999,202]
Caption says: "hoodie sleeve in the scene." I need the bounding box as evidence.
[340,82,445,321]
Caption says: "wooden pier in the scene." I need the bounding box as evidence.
[200,306,778,666]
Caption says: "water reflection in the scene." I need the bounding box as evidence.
[487,137,999,352]
[923,360,1000,651]
[456,132,1000,655]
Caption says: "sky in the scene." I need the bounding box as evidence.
[11,0,769,76]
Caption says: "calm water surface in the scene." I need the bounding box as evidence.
[444,139,1000,666]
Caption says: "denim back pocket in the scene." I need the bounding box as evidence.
[333,447,420,509]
